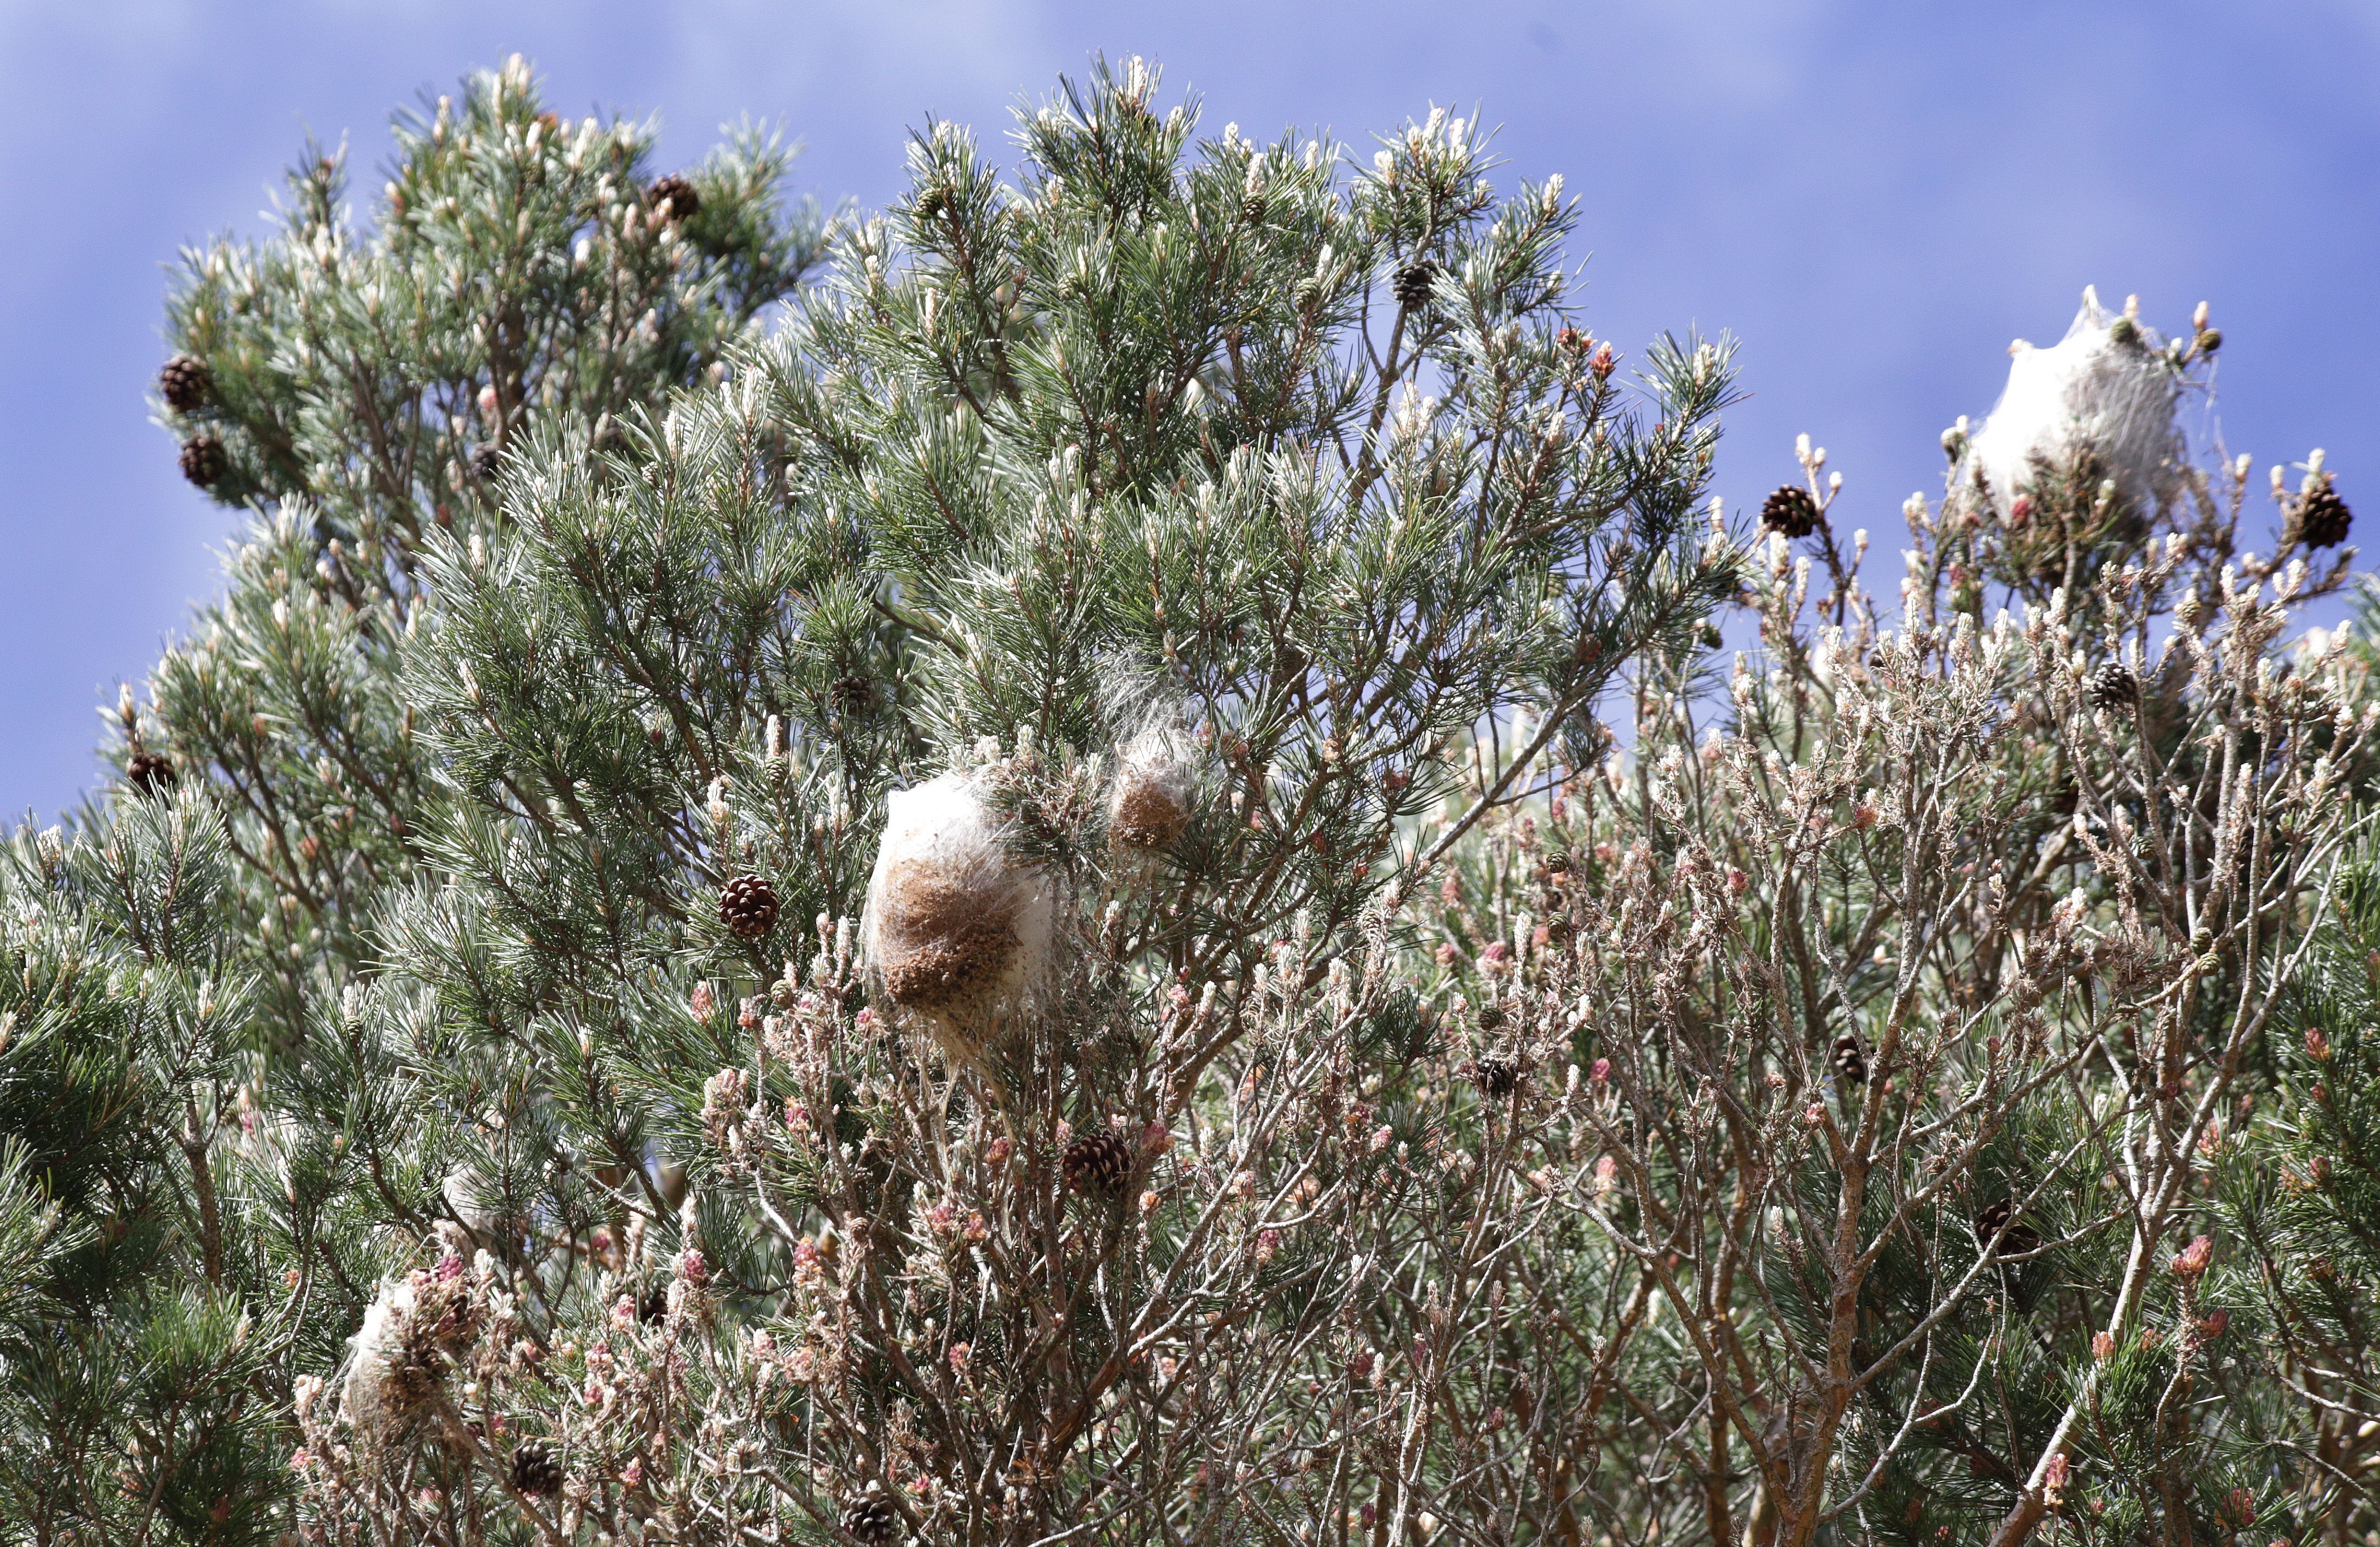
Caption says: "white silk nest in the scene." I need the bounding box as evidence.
[1967,287,2183,516]
[861,770,1056,1068]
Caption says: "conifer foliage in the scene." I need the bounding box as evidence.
[5,48,2378,1547]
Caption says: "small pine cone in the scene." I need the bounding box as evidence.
[179,434,228,489]
[1475,1004,1506,1032]
[719,874,781,940]
[126,752,179,798]
[646,174,701,223]
[1830,1033,1866,1085]
[1393,260,1438,310]
[2297,482,2353,550]
[510,1442,564,1497]
[470,444,503,481]
[1976,1201,2042,1259]
[828,673,876,715]
[1474,1057,1519,1100]
[158,355,212,412]
[2087,662,2138,713]
[840,1495,899,1544]
[1760,485,1820,540]
[1062,1131,1133,1198]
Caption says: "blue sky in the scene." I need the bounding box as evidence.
[3,2,2375,817]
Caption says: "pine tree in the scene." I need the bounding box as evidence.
[278,57,1731,1542]
[10,49,2376,1547]
[0,57,824,1544]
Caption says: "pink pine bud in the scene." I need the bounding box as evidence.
[949,1342,971,1375]
[2091,1331,2115,1361]
[2201,1308,2229,1338]
[1482,941,1510,963]
[1589,1058,1610,1084]
[2305,1027,2331,1060]
[611,1295,636,1329]
[690,982,715,1019]
[854,1006,876,1029]
[2171,1235,2213,1278]
[434,1252,466,1283]
[617,1457,643,1487]
[679,1248,708,1284]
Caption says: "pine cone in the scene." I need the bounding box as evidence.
[470,445,503,482]
[1976,1200,2041,1259]
[1760,485,1820,540]
[179,435,228,489]
[1474,1057,1519,1100]
[1475,1004,1506,1032]
[646,174,701,223]
[158,355,212,412]
[840,1494,899,1544]
[1830,1033,1866,1085]
[510,1442,564,1497]
[126,752,179,798]
[1393,260,1438,309]
[828,673,876,715]
[2297,482,2353,550]
[1062,1131,1133,1198]
[719,874,781,940]
[2087,662,2137,713]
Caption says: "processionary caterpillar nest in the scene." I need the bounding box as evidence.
[1966,286,2184,518]
[862,771,1055,1066]
[1107,723,1195,852]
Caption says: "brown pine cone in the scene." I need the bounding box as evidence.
[1830,1033,1867,1085]
[1976,1200,2042,1259]
[2297,482,2353,550]
[1474,1057,1519,1100]
[1062,1131,1133,1198]
[2087,662,2137,713]
[1760,485,1820,539]
[1393,260,1438,309]
[179,435,228,489]
[840,1494,899,1544]
[719,874,780,939]
[510,1442,563,1497]
[646,174,701,223]
[126,752,179,798]
[159,356,212,412]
